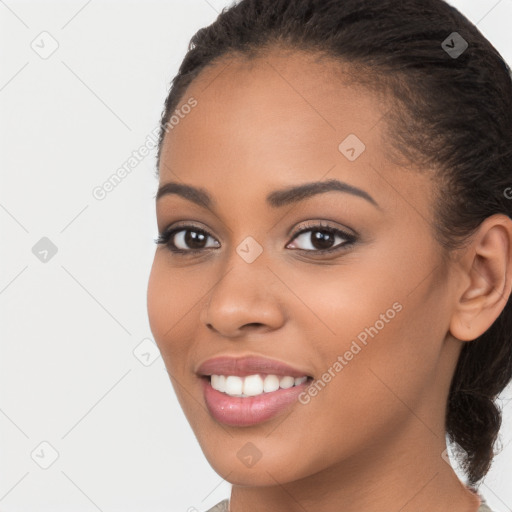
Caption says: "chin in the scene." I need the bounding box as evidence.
[207,456,302,486]
[196,437,318,487]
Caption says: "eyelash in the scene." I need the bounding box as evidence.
[154,221,357,256]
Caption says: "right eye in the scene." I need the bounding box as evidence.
[155,225,220,254]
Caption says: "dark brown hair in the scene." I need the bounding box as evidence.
[156,0,512,486]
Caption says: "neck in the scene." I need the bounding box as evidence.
[229,417,482,512]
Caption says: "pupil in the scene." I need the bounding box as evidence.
[312,230,333,250]
[185,230,206,249]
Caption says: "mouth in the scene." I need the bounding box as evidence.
[196,355,315,426]
[199,374,314,427]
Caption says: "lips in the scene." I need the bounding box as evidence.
[202,377,311,427]
[196,355,314,426]
[196,355,313,378]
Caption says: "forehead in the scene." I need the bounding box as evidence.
[158,50,415,214]
[164,51,386,147]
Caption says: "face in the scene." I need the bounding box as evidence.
[147,50,460,486]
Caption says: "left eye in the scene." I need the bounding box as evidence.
[155,223,357,255]
[286,224,357,253]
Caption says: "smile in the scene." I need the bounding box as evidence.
[202,374,313,427]
[210,373,310,397]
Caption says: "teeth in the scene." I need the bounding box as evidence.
[225,375,243,396]
[211,375,226,393]
[279,376,295,389]
[263,374,280,393]
[210,374,309,397]
[243,374,264,396]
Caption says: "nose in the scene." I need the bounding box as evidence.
[199,254,286,338]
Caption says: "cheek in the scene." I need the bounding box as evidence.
[283,261,399,362]
[147,256,169,343]
[147,255,187,361]
[286,257,444,428]
[147,253,209,378]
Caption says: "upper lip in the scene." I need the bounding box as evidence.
[196,355,312,378]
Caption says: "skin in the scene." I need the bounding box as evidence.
[147,50,512,512]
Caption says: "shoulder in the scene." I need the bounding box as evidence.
[477,494,494,512]
[205,498,229,512]
[203,497,494,512]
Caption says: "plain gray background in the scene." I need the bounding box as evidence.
[1,1,511,510]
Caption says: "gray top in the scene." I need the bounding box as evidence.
[205,500,229,512]
[205,496,494,512]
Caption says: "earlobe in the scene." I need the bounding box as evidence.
[449,214,512,342]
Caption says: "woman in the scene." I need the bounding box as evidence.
[147,0,512,510]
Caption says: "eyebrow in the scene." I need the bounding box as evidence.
[156,179,381,210]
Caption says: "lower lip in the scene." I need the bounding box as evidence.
[202,377,311,427]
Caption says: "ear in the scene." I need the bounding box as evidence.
[449,214,512,342]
